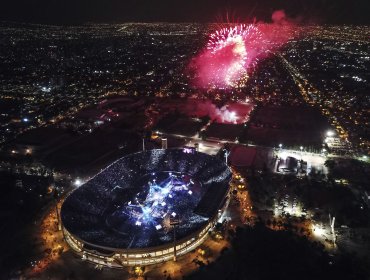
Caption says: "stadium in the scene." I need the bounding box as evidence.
[61,148,232,267]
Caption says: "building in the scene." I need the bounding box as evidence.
[61,149,231,267]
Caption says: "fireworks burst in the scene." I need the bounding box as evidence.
[189,16,296,90]
[207,24,261,55]
[191,24,266,89]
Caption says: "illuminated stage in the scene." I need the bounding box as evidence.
[106,171,203,236]
[61,149,231,266]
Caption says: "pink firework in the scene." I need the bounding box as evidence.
[191,24,265,89]
[189,18,296,89]
[207,24,262,60]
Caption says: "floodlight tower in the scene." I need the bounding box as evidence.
[162,138,168,149]
[278,143,283,158]
[329,214,336,245]
[224,149,230,165]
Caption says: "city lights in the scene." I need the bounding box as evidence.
[0,16,369,280]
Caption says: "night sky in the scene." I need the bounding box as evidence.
[1,0,369,24]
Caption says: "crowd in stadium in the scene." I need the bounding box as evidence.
[61,149,231,249]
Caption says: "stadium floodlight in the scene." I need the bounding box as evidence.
[300,146,303,151]
[74,179,82,187]
[279,143,282,148]
[326,130,335,137]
